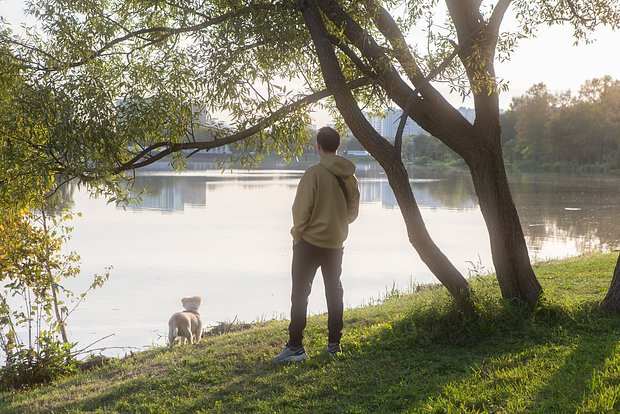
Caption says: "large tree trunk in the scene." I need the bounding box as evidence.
[468,145,542,305]
[603,254,620,312]
[298,0,471,302]
[446,0,542,307]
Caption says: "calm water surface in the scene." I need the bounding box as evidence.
[59,163,619,354]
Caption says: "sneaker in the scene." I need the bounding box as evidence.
[327,342,342,355]
[273,345,307,363]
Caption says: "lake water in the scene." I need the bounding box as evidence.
[56,162,619,354]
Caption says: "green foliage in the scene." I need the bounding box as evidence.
[1,0,617,210]
[1,0,318,207]
[0,333,78,391]
[512,0,620,43]
[405,133,460,162]
[502,77,620,172]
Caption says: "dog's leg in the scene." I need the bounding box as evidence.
[178,325,193,345]
[195,318,202,342]
[194,320,203,342]
[168,324,177,348]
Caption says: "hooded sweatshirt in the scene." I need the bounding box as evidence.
[291,154,360,249]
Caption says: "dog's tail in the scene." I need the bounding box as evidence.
[168,322,177,348]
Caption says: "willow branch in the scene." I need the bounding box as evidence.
[13,4,281,72]
[327,34,377,79]
[297,0,395,159]
[316,0,474,157]
[360,0,426,87]
[107,77,372,173]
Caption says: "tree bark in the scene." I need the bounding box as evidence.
[383,162,471,300]
[603,254,620,312]
[467,144,542,304]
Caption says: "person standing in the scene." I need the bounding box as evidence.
[274,126,360,363]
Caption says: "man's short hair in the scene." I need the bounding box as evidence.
[317,126,340,153]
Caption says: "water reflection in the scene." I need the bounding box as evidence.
[125,166,480,213]
[510,174,620,257]
[118,166,620,256]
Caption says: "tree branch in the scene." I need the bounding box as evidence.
[100,77,371,174]
[317,0,475,158]
[393,38,470,160]
[487,0,512,49]
[297,0,394,160]
[13,4,281,72]
[327,34,378,80]
[67,9,241,69]
[360,0,426,86]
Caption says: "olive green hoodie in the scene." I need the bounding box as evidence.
[291,154,360,249]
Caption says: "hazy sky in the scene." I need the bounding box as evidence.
[2,0,619,124]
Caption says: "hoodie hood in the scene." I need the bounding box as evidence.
[319,154,356,178]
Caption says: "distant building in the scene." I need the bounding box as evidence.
[363,106,477,139]
[346,150,369,156]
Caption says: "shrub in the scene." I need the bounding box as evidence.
[0,334,79,391]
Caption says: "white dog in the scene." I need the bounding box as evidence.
[168,296,203,348]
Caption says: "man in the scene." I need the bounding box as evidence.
[274,126,360,363]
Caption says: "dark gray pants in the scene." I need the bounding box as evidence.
[288,239,344,348]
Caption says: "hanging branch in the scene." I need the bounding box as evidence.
[8,4,282,72]
[47,77,372,181]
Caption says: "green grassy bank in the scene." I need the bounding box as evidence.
[1,253,620,413]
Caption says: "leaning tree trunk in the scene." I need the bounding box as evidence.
[298,0,471,302]
[339,104,472,302]
[467,144,542,305]
[382,162,470,300]
[602,254,620,312]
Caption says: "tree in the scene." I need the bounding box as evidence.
[603,254,620,313]
[2,0,619,306]
[511,83,556,166]
[577,76,620,166]
[0,206,110,389]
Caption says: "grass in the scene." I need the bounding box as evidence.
[1,253,620,413]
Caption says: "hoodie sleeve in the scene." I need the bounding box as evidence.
[290,171,316,243]
[346,175,360,224]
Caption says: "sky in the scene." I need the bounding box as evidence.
[2,0,619,125]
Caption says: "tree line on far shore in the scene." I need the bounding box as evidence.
[349,76,620,174]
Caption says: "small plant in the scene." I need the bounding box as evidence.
[466,254,489,278]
